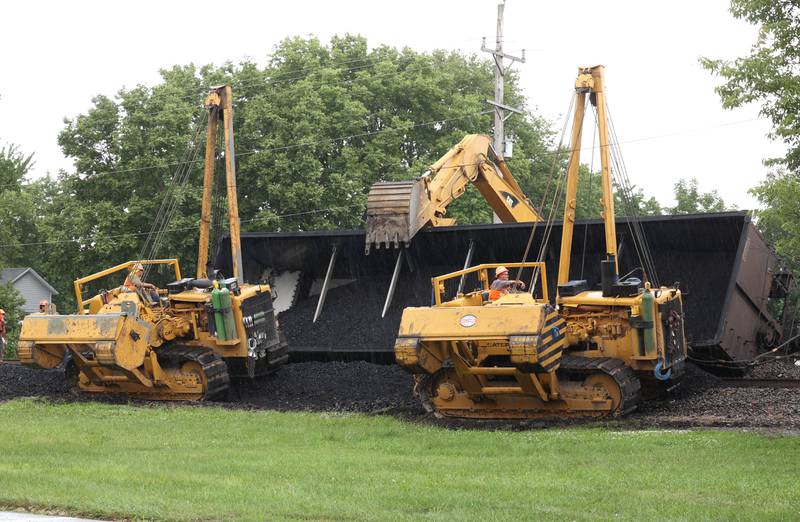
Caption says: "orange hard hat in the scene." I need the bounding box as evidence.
[495,266,509,277]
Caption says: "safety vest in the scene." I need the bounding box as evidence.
[124,273,137,291]
[488,283,509,301]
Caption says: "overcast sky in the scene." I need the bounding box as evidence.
[0,0,783,210]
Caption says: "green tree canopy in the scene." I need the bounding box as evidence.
[701,1,800,169]
[702,1,800,327]
[750,171,800,266]
[0,144,39,267]
[702,2,797,264]
[668,178,730,214]
[0,282,25,358]
[38,35,557,309]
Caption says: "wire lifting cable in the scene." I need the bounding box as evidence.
[590,102,655,286]
[533,156,568,273]
[579,110,598,280]
[515,93,576,289]
[208,123,228,271]
[534,93,579,267]
[603,102,660,286]
[139,111,208,279]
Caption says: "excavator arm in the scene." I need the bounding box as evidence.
[364,134,541,252]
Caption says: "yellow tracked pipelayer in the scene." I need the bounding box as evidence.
[394,66,686,419]
[18,86,287,400]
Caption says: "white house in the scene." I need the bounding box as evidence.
[0,268,59,314]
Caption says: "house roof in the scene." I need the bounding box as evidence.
[0,267,59,295]
[0,268,27,284]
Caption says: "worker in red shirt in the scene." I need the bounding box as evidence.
[0,308,6,360]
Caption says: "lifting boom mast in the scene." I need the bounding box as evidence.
[197,85,244,284]
[557,66,618,285]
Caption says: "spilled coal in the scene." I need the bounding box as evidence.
[278,272,436,357]
[1,357,798,431]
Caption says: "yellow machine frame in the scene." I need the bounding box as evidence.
[395,262,635,418]
[554,65,687,379]
[74,259,180,313]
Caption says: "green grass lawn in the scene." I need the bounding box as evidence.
[0,399,797,521]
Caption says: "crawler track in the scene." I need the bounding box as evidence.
[413,356,642,419]
[560,355,642,416]
[159,347,231,400]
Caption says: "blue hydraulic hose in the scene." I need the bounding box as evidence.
[654,361,672,381]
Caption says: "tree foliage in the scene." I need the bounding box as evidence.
[702,1,800,327]
[668,178,730,214]
[701,1,800,169]
[0,144,39,267]
[750,171,800,267]
[0,142,44,355]
[0,282,25,358]
[702,2,796,254]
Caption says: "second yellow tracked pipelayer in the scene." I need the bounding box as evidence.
[393,66,688,420]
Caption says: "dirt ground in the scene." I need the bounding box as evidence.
[1,357,798,432]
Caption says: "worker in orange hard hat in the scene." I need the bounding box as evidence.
[123,262,160,304]
[39,300,49,313]
[488,266,526,301]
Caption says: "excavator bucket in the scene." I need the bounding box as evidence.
[364,179,430,252]
[363,134,540,254]
[217,211,789,371]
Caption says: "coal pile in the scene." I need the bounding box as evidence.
[749,357,800,380]
[229,361,421,414]
[275,250,739,359]
[279,272,434,358]
[0,364,70,401]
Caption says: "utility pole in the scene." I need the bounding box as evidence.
[482,0,525,222]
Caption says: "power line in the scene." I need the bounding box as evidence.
[0,115,764,193]
[0,204,364,249]
[0,110,495,249]
[0,108,493,191]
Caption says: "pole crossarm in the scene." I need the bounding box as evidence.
[486,100,525,115]
[481,39,526,65]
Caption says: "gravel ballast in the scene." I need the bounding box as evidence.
[1,357,798,430]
